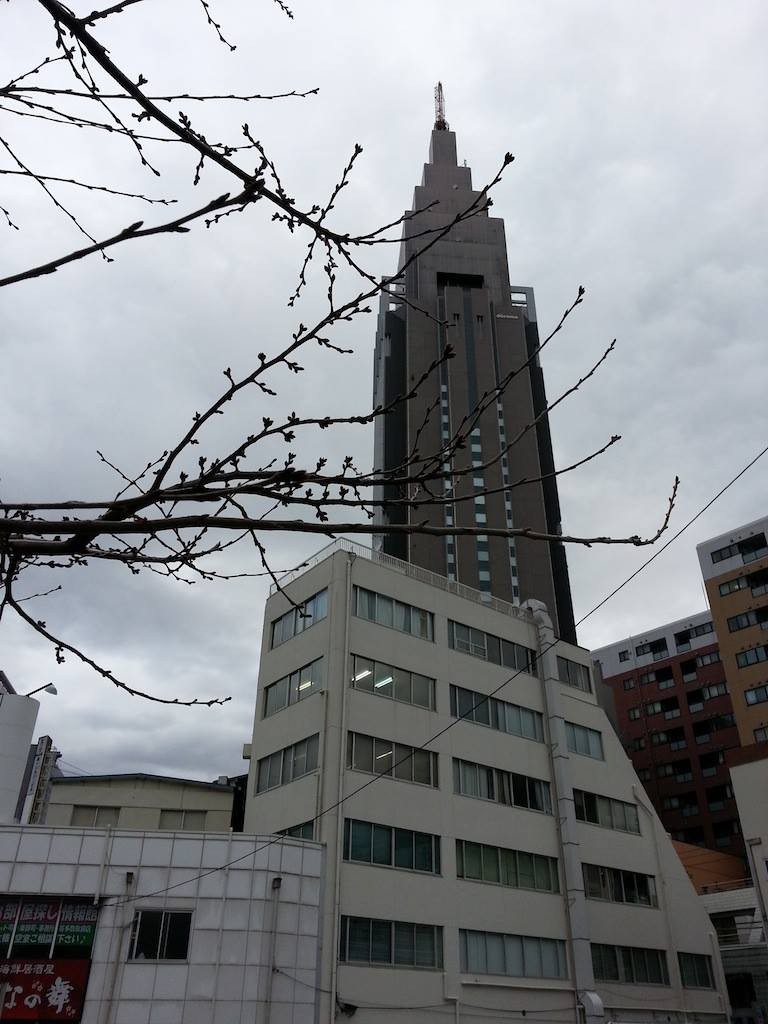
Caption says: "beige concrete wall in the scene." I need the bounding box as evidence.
[45,775,233,831]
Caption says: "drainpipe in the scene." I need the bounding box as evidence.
[329,553,354,1018]
[103,870,135,1024]
[261,876,282,1024]
[522,600,604,1024]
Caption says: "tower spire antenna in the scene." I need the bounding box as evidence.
[434,81,448,131]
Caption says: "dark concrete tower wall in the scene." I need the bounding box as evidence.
[374,126,576,643]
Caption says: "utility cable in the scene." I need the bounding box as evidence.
[104,438,768,908]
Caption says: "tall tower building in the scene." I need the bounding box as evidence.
[374,94,576,642]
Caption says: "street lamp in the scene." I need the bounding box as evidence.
[22,683,58,698]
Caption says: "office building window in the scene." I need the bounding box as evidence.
[460,929,567,979]
[70,805,119,827]
[351,655,435,710]
[453,758,552,814]
[557,657,592,692]
[344,819,440,874]
[678,953,715,989]
[591,944,669,985]
[256,734,319,793]
[565,722,604,760]
[129,910,192,961]
[353,587,434,641]
[347,732,438,787]
[582,864,657,907]
[456,840,559,893]
[449,685,543,742]
[339,916,442,969]
[158,809,206,831]
[574,789,640,834]
[619,650,630,662]
[263,657,324,717]
[447,620,536,674]
[278,821,314,840]
[270,589,328,648]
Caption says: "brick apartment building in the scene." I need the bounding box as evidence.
[593,611,744,860]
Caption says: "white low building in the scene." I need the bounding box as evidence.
[0,825,322,1024]
[243,540,731,1024]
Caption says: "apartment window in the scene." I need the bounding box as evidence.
[737,645,768,668]
[755,727,768,743]
[70,805,119,827]
[456,840,559,893]
[719,575,748,596]
[628,707,641,721]
[657,759,692,783]
[631,737,646,751]
[270,588,328,647]
[702,681,728,700]
[339,916,442,969]
[450,685,543,742]
[697,651,721,667]
[706,784,733,812]
[158,809,206,831]
[256,734,319,793]
[699,750,726,777]
[619,650,630,662]
[693,714,735,744]
[278,821,314,840]
[713,820,740,848]
[646,701,662,716]
[347,733,438,787]
[711,535,767,564]
[344,819,440,874]
[639,671,656,686]
[678,953,715,989]
[129,910,192,961]
[591,944,669,985]
[460,929,567,979]
[263,657,324,717]
[583,864,657,907]
[729,609,768,633]
[351,655,435,710]
[565,722,604,760]
[651,727,686,750]
[353,586,434,641]
[453,758,552,814]
[557,657,592,692]
[447,620,536,674]
[681,659,697,682]
[573,789,640,834]
[674,622,714,650]
[623,678,635,690]
[635,639,668,660]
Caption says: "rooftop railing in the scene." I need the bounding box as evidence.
[269,538,533,624]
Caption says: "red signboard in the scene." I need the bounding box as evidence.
[0,959,91,1021]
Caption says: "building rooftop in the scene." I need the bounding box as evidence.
[52,772,232,791]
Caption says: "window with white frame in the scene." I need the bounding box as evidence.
[460,929,567,979]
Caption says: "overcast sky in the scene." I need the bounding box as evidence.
[2,1,767,781]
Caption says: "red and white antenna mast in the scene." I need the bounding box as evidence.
[434,81,448,130]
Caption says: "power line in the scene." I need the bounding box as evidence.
[575,439,768,628]
[106,437,768,907]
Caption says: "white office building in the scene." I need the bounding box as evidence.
[243,540,731,1024]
